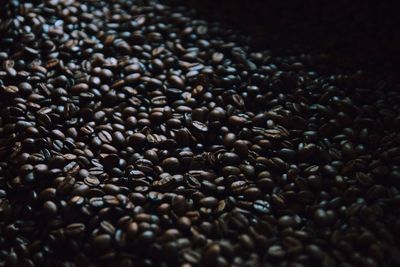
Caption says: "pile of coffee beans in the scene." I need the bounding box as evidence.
[1,0,399,266]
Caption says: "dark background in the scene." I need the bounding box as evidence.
[170,0,400,73]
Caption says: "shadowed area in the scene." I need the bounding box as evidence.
[171,0,400,73]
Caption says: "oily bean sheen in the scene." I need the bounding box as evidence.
[0,0,399,267]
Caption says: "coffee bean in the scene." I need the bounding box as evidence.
[228,115,247,127]
[1,1,399,266]
[204,244,220,265]
[42,201,57,216]
[208,107,226,121]
[172,195,187,216]
[191,121,208,132]
[65,223,86,237]
[313,208,337,226]
[177,216,191,231]
[268,245,285,258]
[92,234,112,251]
[84,176,100,187]
[199,196,218,208]
[219,152,240,165]
[99,130,113,144]
[19,82,33,94]
[253,200,271,214]
[39,188,56,200]
[71,83,89,93]
[212,52,224,63]
[233,140,249,157]
[161,157,180,172]
[128,133,146,148]
[168,75,185,88]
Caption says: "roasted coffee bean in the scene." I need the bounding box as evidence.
[252,199,270,214]
[2,85,19,94]
[313,208,337,226]
[92,234,112,251]
[212,52,224,63]
[199,196,218,208]
[71,83,89,93]
[268,245,286,258]
[65,223,86,237]
[42,201,57,217]
[39,187,56,200]
[233,140,249,157]
[99,130,113,144]
[208,107,226,121]
[204,244,221,265]
[219,152,240,165]
[1,1,399,266]
[128,133,146,148]
[191,121,208,132]
[161,157,180,172]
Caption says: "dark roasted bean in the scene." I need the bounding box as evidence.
[233,140,249,157]
[92,234,112,251]
[71,83,89,93]
[161,157,180,172]
[199,196,218,208]
[42,201,57,216]
[0,1,398,266]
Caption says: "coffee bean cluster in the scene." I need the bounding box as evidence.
[1,0,400,266]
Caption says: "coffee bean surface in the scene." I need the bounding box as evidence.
[0,0,399,267]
